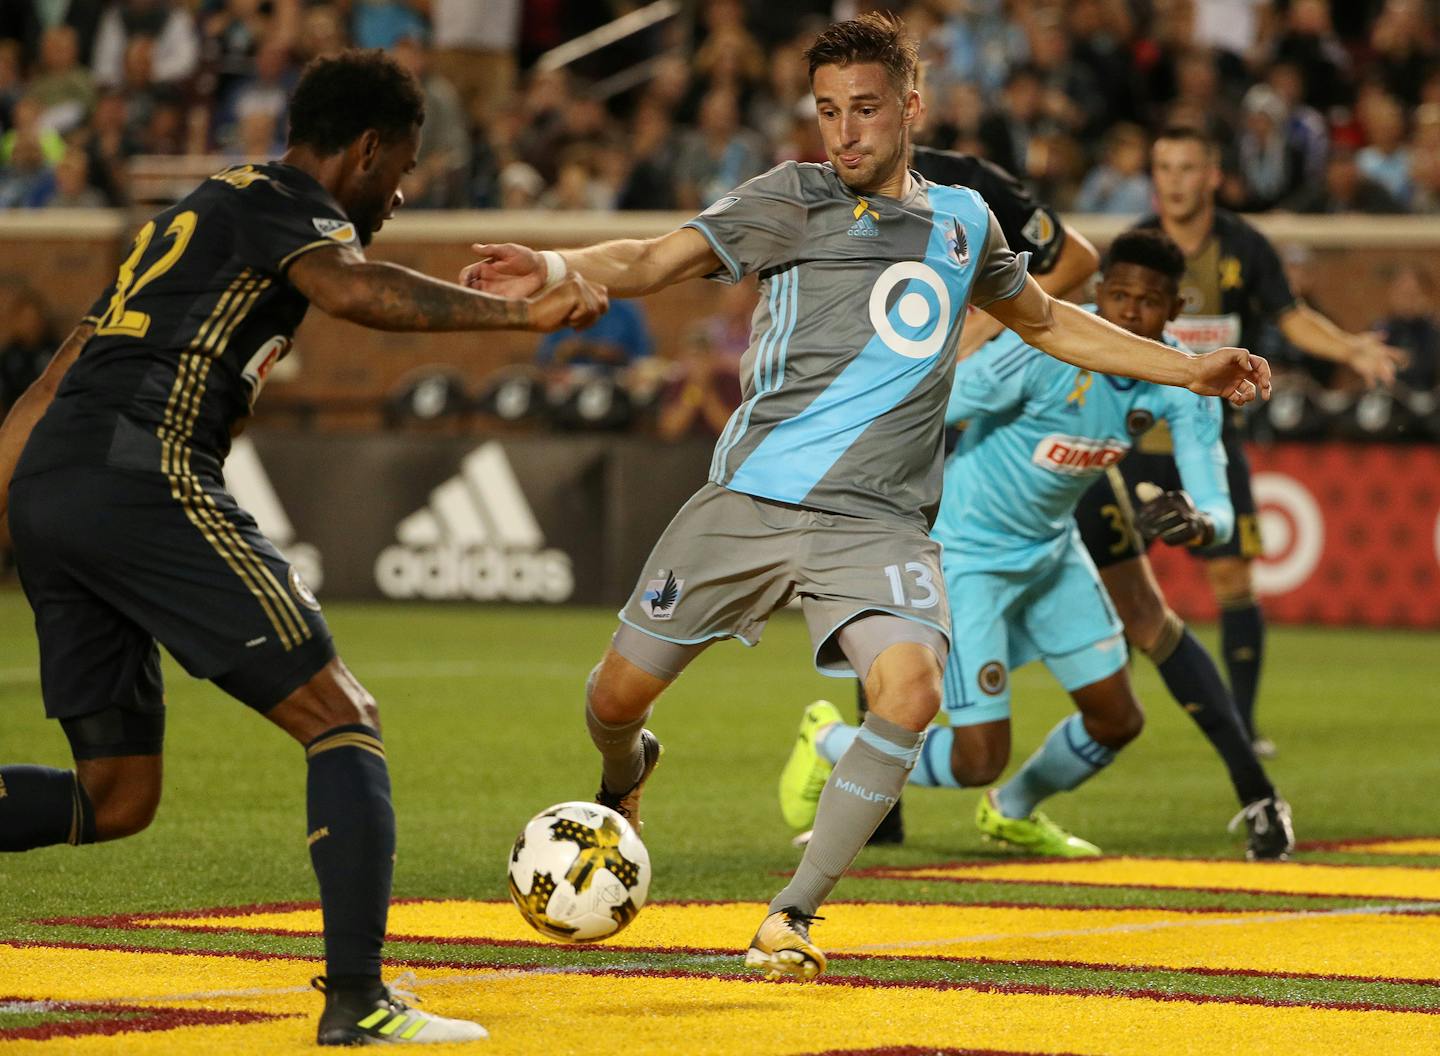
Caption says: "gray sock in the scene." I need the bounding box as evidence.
[585,701,651,793]
[769,713,923,916]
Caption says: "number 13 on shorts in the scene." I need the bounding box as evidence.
[884,562,940,609]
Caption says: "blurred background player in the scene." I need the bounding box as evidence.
[1077,125,1406,756]
[0,50,606,1047]
[463,13,1268,983]
[781,229,1293,861]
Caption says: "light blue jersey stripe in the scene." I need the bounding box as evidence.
[712,267,797,481]
[728,187,989,502]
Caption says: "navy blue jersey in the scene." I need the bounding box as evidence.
[18,162,355,483]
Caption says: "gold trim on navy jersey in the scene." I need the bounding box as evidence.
[156,267,309,651]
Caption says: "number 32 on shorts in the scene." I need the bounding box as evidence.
[883,562,939,609]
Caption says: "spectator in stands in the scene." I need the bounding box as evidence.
[978,63,1046,178]
[430,0,518,125]
[1369,0,1437,107]
[747,41,808,152]
[1299,145,1406,214]
[231,108,282,161]
[1236,84,1307,211]
[82,89,133,204]
[536,297,654,377]
[921,80,985,157]
[0,286,56,412]
[1356,93,1413,206]
[656,326,743,442]
[1,98,64,168]
[1065,0,1141,128]
[1168,47,1238,151]
[26,25,95,134]
[391,34,471,208]
[0,0,103,71]
[539,147,613,210]
[617,102,679,210]
[1373,265,1439,393]
[1074,122,1152,214]
[673,85,767,211]
[0,40,22,130]
[1409,144,1440,213]
[1259,244,1341,390]
[1272,0,1353,112]
[1264,58,1328,192]
[350,0,426,50]
[1027,10,1105,140]
[93,0,200,89]
[295,3,346,62]
[224,36,293,152]
[47,148,104,206]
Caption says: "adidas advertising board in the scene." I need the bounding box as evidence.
[229,432,711,606]
[375,442,574,602]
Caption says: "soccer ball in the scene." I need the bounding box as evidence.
[507,801,650,942]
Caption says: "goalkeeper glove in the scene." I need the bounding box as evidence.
[1134,482,1215,547]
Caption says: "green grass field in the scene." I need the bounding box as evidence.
[3,592,1440,1051]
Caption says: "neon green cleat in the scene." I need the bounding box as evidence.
[975,788,1101,858]
[778,700,843,831]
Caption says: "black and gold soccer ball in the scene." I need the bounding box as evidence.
[507,801,651,942]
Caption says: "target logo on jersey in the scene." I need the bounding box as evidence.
[1032,434,1130,475]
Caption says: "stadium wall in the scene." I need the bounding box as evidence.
[3,212,1439,422]
[222,431,1440,629]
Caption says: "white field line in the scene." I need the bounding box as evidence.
[843,901,1440,953]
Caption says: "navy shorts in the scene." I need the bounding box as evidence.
[9,465,335,757]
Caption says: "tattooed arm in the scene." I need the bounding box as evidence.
[288,245,608,333]
[0,320,92,547]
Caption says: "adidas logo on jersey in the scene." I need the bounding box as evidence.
[847,213,879,238]
[1032,434,1130,476]
[374,442,574,603]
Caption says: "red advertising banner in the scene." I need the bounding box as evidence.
[1146,444,1440,628]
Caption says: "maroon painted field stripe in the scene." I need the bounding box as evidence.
[0,1002,289,1042]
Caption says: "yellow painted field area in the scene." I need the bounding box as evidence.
[130,898,1440,982]
[3,943,1439,1056]
[865,856,1440,901]
[1326,838,1440,856]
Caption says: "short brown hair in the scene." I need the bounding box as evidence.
[1154,124,1220,162]
[803,12,917,96]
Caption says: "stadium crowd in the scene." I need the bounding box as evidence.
[0,0,1438,215]
[0,0,1436,436]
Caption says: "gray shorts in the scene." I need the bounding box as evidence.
[616,483,950,680]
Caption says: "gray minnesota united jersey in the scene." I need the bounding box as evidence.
[685,161,1028,528]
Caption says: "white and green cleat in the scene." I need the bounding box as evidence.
[975,788,1101,858]
[314,974,489,1045]
[778,700,843,831]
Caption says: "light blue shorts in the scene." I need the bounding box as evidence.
[941,534,1126,727]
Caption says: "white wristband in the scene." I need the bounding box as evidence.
[538,250,568,290]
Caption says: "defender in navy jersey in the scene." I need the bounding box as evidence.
[1075,126,1404,755]
[464,13,1269,982]
[0,51,605,1047]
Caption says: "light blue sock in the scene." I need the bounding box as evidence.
[816,722,859,764]
[994,713,1116,819]
[908,725,962,788]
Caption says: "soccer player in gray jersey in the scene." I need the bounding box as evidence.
[463,13,1269,982]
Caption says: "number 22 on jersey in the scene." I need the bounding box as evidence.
[95,211,198,338]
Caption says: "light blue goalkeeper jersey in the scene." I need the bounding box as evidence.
[684,160,1029,528]
[933,307,1232,573]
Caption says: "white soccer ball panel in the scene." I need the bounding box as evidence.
[507,801,650,942]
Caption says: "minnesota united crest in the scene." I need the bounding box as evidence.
[641,570,684,620]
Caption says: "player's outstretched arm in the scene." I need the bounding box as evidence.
[461,227,722,300]
[1276,303,1406,387]
[986,278,1271,406]
[288,245,608,333]
[959,222,1100,357]
[0,320,91,547]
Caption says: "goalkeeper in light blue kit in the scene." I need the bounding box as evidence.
[783,229,1290,857]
